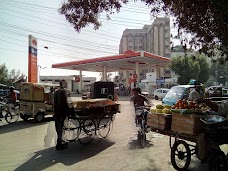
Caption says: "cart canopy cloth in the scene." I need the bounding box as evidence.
[68,98,118,109]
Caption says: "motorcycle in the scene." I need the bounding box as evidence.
[134,106,150,148]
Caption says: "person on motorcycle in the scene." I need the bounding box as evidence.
[3,86,17,105]
[130,87,153,127]
[130,87,152,107]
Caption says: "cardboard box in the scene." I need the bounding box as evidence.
[171,113,202,135]
[147,113,172,130]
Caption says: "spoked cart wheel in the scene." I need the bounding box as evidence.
[78,119,96,145]
[63,118,80,142]
[98,117,113,138]
[171,140,191,170]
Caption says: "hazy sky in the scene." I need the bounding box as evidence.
[0,0,179,80]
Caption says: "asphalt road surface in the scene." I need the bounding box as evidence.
[0,96,208,171]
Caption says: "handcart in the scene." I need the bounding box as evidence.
[148,111,228,170]
[63,98,120,145]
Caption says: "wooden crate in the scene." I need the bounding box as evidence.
[171,113,202,135]
[147,113,172,130]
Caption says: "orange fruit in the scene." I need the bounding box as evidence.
[183,104,188,109]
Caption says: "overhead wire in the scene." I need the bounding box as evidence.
[0,22,120,53]
[0,33,112,59]
[0,0,177,59]
[0,0,177,39]
[2,27,116,59]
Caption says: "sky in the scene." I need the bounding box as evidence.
[0,0,179,80]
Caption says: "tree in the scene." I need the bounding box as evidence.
[170,54,209,84]
[7,69,20,84]
[59,0,228,61]
[0,63,22,86]
[209,62,228,84]
[0,64,9,85]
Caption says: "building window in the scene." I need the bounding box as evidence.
[128,38,133,43]
[128,46,133,49]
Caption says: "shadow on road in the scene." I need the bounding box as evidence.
[0,116,54,134]
[128,139,154,150]
[14,139,115,171]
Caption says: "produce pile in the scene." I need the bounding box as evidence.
[150,99,211,115]
[171,99,210,112]
[150,104,171,114]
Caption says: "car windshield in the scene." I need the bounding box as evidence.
[164,87,185,99]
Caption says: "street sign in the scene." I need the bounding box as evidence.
[156,79,165,84]
[75,76,80,82]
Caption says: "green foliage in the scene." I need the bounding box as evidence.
[209,62,228,84]
[170,54,209,84]
[0,64,9,84]
[0,63,22,86]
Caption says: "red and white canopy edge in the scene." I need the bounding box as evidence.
[52,50,171,90]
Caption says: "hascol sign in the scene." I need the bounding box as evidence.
[28,35,38,83]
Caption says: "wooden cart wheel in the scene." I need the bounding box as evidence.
[171,140,191,170]
[98,117,113,138]
[78,119,96,145]
[196,133,207,162]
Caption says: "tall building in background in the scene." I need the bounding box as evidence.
[119,25,148,54]
[119,17,170,58]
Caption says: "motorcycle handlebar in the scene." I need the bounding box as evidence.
[135,106,151,110]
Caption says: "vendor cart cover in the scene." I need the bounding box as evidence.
[20,82,44,102]
[69,98,117,109]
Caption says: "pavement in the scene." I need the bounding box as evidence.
[0,95,226,171]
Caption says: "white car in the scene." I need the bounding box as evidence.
[153,88,170,100]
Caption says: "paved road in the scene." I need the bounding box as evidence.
[0,96,207,171]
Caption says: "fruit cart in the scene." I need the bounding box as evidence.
[147,101,227,170]
[63,98,120,145]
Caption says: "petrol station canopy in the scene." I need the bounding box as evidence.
[52,51,171,72]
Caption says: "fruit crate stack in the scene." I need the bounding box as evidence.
[147,104,172,130]
[170,99,209,135]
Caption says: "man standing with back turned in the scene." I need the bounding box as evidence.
[54,80,69,150]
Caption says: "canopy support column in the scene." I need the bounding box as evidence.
[125,70,129,87]
[79,69,83,92]
[103,66,107,81]
[136,62,140,84]
[155,65,160,79]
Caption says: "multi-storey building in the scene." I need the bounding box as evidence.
[118,17,171,91]
[119,25,148,54]
[119,17,170,58]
